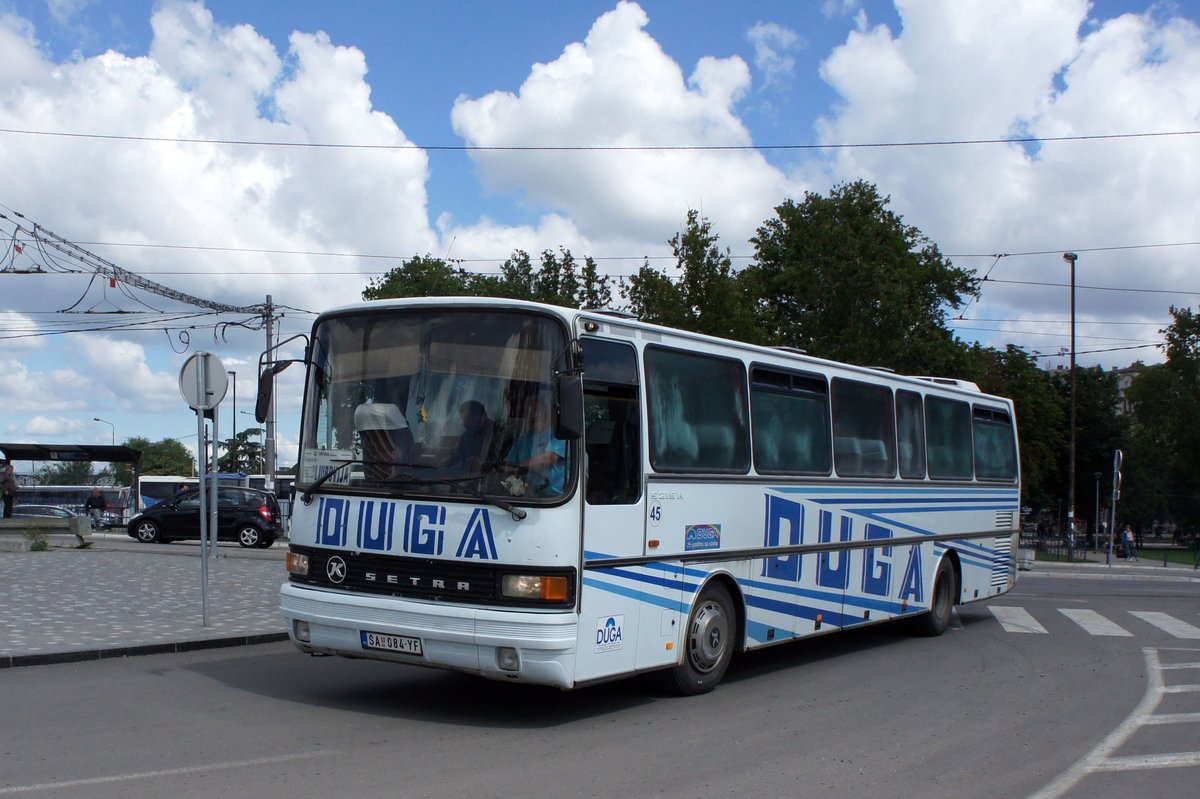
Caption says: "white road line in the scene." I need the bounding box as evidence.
[1145,712,1200,724]
[0,750,340,795]
[1096,751,1200,770]
[1058,608,1133,636]
[1026,647,1200,799]
[989,605,1048,633]
[1129,611,1200,639]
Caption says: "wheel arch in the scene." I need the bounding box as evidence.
[938,547,963,605]
[696,571,746,653]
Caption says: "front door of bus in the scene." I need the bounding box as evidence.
[577,338,650,682]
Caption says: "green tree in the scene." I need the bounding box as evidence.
[117,436,194,483]
[36,460,97,485]
[219,428,264,473]
[363,255,474,300]
[746,180,978,372]
[1125,306,1200,529]
[623,211,759,341]
[969,345,1065,514]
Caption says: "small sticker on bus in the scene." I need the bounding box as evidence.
[595,615,624,653]
[684,524,721,551]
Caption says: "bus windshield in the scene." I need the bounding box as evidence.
[298,308,573,502]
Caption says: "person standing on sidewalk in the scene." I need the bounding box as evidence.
[1,461,16,518]
[1121,524,1137,561]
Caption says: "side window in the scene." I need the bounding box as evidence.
[926,396,973,479]
[831,378,896,477]
[973,406,1018,481]
[176,491,200,508]
[582,338,642,505]
[646,347,749,473]
[896,389,926,479]
[750,367,831,474]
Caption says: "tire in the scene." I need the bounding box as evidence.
[665,582,736,696]
[237,525,264,548]
[913,557,956,637]
[132,520,161,544]
[257,536,276,549]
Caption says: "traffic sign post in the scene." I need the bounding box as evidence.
[179,352,228,627]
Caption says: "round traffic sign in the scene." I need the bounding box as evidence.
[178,352,229,410]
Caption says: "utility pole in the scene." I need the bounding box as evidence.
[264,294,276,489]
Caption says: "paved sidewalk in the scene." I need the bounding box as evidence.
[0,535,289,668]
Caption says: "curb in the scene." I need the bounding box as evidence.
[0,632,289,670]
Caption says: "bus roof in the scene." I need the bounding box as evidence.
[310,297,1010,407]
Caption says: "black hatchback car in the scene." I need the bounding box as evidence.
[127,486,282,548]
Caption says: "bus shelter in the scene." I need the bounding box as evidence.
[0,443,143,518]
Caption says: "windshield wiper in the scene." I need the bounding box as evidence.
[384,470,527,521]
[299,460,358,504]
[301,460,526,521]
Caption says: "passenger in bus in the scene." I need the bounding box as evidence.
[354,403,413,481]
[504,396,566,496]
[446,400,496,472]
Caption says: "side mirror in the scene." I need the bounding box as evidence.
[555,373,584,440]
[255,361,291,423]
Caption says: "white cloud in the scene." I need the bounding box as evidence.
[0,0,437,318]
[810,0,1200,363]
[747,21,802,88]
[450,0,799,249]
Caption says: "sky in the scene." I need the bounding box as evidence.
[0,0,1197,475]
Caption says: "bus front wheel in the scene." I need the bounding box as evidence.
[666,582,735,696]
[913,557,956,637]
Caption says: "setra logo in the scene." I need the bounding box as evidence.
[595,615,624,653]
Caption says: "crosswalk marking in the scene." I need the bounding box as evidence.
[1058,608,1133,636]
[1129,611,1200,639]
[989,605,1048,633]
[986,607,1200,639]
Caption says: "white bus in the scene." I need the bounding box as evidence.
[275,298,1019,693]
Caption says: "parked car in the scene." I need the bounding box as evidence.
[12,504,83,520]
[126,486,281,548]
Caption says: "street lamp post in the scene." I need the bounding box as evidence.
[228,370,237,471]
[93,416,115,446]
[1063,252,1078,559]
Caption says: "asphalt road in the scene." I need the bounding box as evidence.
[1,569,1197,799]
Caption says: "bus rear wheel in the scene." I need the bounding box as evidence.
[913,557,956,637]
[666,582,735,696]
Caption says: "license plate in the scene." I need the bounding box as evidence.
[360,631,423,656]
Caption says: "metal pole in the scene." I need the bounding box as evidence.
[1093,472,1101,553]
[228,371,237,471]
[209,401,220,560]
[1063,252,1078,560]
[264,294,276,489]
[195,356,210,626]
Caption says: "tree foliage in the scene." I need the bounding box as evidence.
[747,180,978,373]
[623,211,759,341]
[364,249,614,309]
[1125,307,1200,528]
[219,428,264,474]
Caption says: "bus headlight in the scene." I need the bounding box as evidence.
[286,551,310,576]
[501,574,570,602]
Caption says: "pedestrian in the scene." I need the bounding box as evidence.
[1,461,16,518]
[84,486,108,528]
[1121,524,1137,561]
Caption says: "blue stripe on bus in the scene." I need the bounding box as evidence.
[587,565,696,594]
[582,576,690,613]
